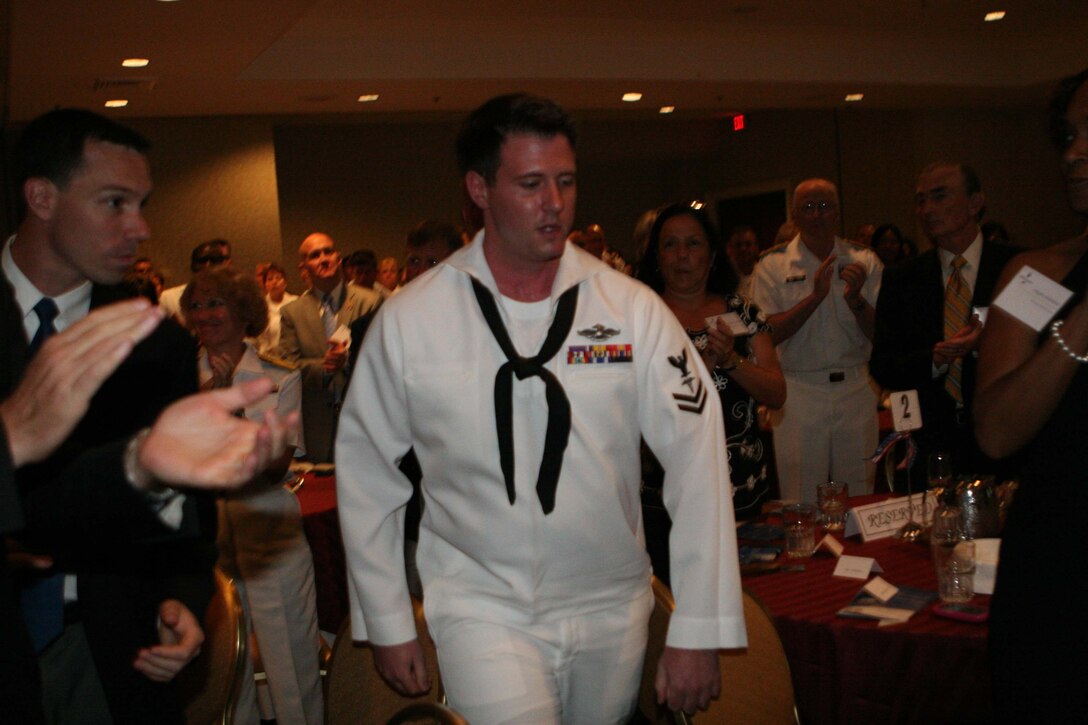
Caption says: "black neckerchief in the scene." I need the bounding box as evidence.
[470,277,578,514]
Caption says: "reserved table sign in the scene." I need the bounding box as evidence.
[845,493,936,542]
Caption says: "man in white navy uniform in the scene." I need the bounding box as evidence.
[337,94,745,723]
[750,178,883,502]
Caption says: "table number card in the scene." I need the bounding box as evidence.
[889,389,922,432]
[846,493,935,542]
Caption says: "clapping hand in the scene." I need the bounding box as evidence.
[839,261,868,308]
[0,299,163,467]
[136,378,300,490]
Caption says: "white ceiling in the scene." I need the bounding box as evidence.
[6,0,1088,122]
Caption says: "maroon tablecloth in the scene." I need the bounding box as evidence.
[296,472,348,633]
[743,498,992,725]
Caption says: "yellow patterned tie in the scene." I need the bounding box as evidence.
[943,255,971,403]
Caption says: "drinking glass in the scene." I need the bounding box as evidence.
[925,451,953,528]
[782,503,818,559]
[817,480,848,531]
[930,505,975,602]
[928,451,953,492]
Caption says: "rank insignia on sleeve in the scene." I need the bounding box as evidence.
[668,348,707,414]
[568,344,633,364]
[577,323,621,341]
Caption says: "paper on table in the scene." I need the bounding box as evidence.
[833,554,883,579]
[837,585,936,624]
[841,605,914,624]
[863,576,898,602]
[819,534,844,558]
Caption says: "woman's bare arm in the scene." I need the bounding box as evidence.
[974,239,1088,458]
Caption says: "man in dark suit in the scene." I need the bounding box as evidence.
[871,163,1020,480]
[279,232,381,462]
[0,108,297,724]
[1,296,302,723]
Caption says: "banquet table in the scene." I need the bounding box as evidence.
[742,497,993,725]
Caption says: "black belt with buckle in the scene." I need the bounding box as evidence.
[829,372,845,383]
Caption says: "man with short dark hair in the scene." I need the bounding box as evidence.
[345,249,379,290]
[404,220,463,284]
[279,232,381,462]
[726,225,759,296]
[338,94,744,723]
[871,163,1020,479]
[1,108,296,725]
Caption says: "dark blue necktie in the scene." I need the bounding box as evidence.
[21,297,66,652]
[27,297,59,354]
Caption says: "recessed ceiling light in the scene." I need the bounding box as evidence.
[845,93,864,102]
[984,10,1006,21]
[357,94,379,103]
[104,99,129,108]
[122,58,149,68]
[659,106,675,114]
[622,92,643,102]
[690,200,705,210]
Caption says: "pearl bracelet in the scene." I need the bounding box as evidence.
[1050,319,1088,363]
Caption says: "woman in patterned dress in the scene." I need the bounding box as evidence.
[638,203,785,520]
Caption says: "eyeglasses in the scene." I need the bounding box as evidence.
[187,297,228,312]
[799,201,836,215]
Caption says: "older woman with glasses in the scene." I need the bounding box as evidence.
[182,267,323,725]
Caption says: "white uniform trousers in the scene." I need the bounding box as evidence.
[218,485,324,725]
[773,367,877,503]
[428,587,653,725]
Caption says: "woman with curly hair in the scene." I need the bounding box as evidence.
[182,267,323,724]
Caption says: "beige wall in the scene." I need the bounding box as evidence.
[273,121,464,289]
[126,116,283,291]
[3,105,1080,293]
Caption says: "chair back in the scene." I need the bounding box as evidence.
[179,568,248,725]
[386,702,470,725]
[325,598,443,725]
[705,588,798,724]
[638,579,798,725]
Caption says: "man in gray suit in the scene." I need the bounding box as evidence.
[279,232,381,462]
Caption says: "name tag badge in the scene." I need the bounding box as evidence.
[992,265,1073,331]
